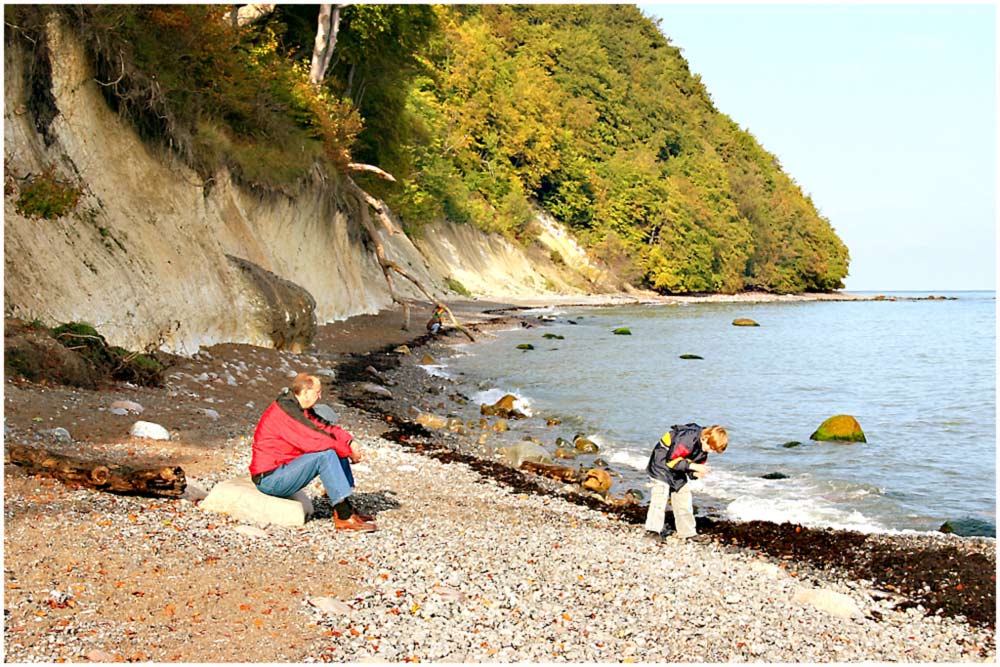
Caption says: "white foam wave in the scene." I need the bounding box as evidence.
[703,469,889,533]
[722,496,888,533]
[606,448,650,472]
[418,364,451,379]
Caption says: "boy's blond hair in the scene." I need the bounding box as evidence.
[703,425,728,453]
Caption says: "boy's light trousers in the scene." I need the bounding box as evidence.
[643,477,696,538]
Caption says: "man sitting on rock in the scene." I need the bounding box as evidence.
[250,372,376,532]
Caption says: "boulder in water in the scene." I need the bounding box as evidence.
[573,433,599,453]
[581,468,612,495]
[416,412,448,430]
[612,327,632,336]
[498,441,552,467]
[939,518,996,538]
[732,318,760,327]
[481,394,526,419]
[761,472,789,480]
[810,415,866,443]
[679,354,703,360]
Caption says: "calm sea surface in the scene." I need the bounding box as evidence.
[432,292,996,535]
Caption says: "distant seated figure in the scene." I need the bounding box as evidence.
[250,373,376,532]
[426,305,446,334]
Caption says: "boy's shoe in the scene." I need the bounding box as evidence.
[643,530,663,542]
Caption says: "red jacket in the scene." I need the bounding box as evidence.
[250,393,355,475]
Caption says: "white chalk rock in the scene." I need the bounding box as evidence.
[234,525,269,539]
[130,420,170,440]
[110,400,144,414]
[309,596,353,615]
[181,479,209,502]
[42,427,72,442]
[200,477,313,527]
[358,382,393,399]
[792,586,865,619]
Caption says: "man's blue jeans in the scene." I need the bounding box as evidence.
[256,450,354,505]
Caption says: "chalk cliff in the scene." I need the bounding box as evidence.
[3,18,610,355]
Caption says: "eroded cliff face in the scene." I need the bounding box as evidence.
[3,19,607,355]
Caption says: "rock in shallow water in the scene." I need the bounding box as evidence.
[810,414,866,443]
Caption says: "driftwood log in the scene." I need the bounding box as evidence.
[8,445,186,497]
[519,460,582,484]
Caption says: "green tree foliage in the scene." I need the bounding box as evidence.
[360,5,848,292]
[17,4,849,293]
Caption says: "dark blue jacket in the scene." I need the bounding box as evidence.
[646,423,707,492]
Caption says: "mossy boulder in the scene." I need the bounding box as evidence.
[939,518,996,538]
[679,354,703,360]
[5,319,103,388]
[573,433,599,453]
[732,318,760,327]
[810,415,866,443]
[542,333,564,340]
[612,328,632,335]
[782,441,803,449]
[516,343,535,351]
[52,321,165,387]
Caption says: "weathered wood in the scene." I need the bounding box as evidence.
[345,176,476,341]
[8,445,186,497]
[519,460,581,484]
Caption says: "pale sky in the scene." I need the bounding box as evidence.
[638,3,997,291]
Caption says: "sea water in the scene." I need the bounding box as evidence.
[431,291,996,535]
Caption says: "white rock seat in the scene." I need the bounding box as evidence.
[200,477,314,527]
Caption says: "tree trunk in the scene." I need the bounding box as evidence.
[310,4,343,86]
[344,173,475,342]
[8,445,186,497]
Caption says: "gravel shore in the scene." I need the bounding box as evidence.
[3,295,995,662]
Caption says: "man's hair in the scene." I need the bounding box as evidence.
[291,372,319,396]
[703,425,728,453]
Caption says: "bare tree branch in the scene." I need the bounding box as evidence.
[348,163,397,182]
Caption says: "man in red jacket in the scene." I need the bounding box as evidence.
[250,373,376,532]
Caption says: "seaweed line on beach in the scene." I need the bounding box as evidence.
[334,323,995,630]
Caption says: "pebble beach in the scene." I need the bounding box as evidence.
[3,295,995,662]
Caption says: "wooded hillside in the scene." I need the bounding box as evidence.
[8,4,849,294]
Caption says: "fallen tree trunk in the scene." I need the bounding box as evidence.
[8,445,186,497]
[519,460,582,484]
[344,174,475,342]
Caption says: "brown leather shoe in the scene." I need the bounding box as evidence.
[334,515,377,532]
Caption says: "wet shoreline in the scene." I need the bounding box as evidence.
[333,306,996,630]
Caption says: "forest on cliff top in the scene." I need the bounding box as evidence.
[8,4,850,294]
